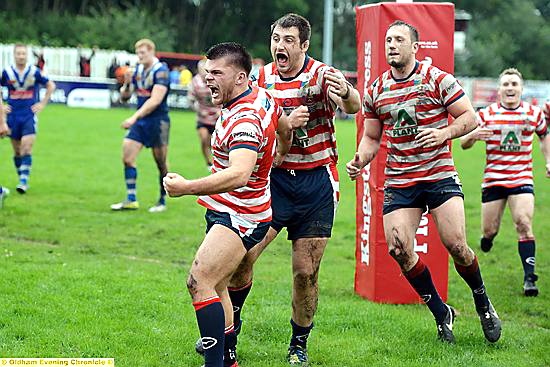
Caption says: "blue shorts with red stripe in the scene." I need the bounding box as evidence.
[270,163,339,240]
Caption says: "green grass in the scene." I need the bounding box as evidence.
[0,104,549,366]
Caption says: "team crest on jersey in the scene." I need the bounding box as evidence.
[390,107,418,137]
[500,129,521,152]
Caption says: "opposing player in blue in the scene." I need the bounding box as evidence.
[111,38,171,213]
[0,101,10,208]
[1,44,56,194]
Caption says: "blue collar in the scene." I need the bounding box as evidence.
[224,87,252,109]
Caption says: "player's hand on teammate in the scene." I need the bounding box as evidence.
[121,116,137,129]
[163,172,189,197]
[4,105,12,114]
[31,102,45,114]
[288,105,309,129]
[470,127,493,141]
[415,128,451,148]
[346,152,365,181]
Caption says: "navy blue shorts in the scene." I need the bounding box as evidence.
[126,116,170,148]
[482,185,534,203]
[196,121,215,135]
[270,164,339,240]
[383,175,464,215]
[7,114,37,140]
[205,209,271,251]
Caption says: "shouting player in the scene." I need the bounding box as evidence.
[218,13,360,366]
[347,20,501,344]
[164,42,294,367]
[460,68,549,296]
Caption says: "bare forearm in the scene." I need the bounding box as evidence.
[460,133,476,149]
[41,82,56,105]
[185,168,250,195]
[357,135,380,165]
[132,98,161,119]
[443,111,476,140]
[340,88,361,114]
[120,84,133,101]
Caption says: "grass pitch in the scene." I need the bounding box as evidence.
[0,105,548,366]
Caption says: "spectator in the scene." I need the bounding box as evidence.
[78,45,97,77]
[179,65,192,87]
[169,66,180,86]
[108,58,119,79]
[33,49,45,71]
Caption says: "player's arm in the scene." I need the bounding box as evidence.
[0,102,8,137]
[31,80,56,114]
[324,70,360,114]
[120,69,135,101]
[163,148,257,196]
[539,133,550,177]
[346,117,383,180]
[460,113,493,150]
[416,94,476,148]
[122,84,168,128]
[273,112,293,167]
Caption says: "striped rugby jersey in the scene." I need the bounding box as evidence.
[476,102,548,189]
[363,61,465,188]
[197,86,281,225]
[250,56,343,170]
[190,74,220,126]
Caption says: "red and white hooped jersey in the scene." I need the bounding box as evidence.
[363,61,465,188]
[250,56,343,170]
[197,86,281,224]
[476,102,548,189]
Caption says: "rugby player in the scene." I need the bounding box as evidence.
[460,68,549,296]
[347,20,501,344]
[111,39,171,213]
[1,44,55,194]
[164,42,292,367]
[224,13,360,365]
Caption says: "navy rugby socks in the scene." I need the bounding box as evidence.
[194,297,225,367]
[518,239,536,279]
[454,256,489,310]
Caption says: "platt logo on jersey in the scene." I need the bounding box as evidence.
[500,129,521,152]
[390,107,418,137]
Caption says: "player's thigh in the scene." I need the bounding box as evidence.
[481,199,507,235]
[383,208,423,249]
[508,193,534,230]
[430,196,467,247]
[242,226,279,265]
[191,224,247,286]
[10,137,21,154]
[122,138,143,163]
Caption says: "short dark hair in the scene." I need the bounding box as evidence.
[388,20,419,43]
[271,13,311,44]
[205,42,252,75]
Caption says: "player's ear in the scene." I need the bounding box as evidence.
[301,40,310,53]
[412,41,419,54]
[236,71,247,85]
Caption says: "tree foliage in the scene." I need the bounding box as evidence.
[0,0,549,78]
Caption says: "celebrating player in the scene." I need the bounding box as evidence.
[1,44,56,194]
[188,59,221,168]
[111,39,171,213]
[164,42,292,367]
[217,13,360,366]
[460,68,549,296]
[346,20,501,344]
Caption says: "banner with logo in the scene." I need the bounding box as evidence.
[354,2,454,304]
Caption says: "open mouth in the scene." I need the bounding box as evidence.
[208,85,219,99]
[276,52,289,66]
